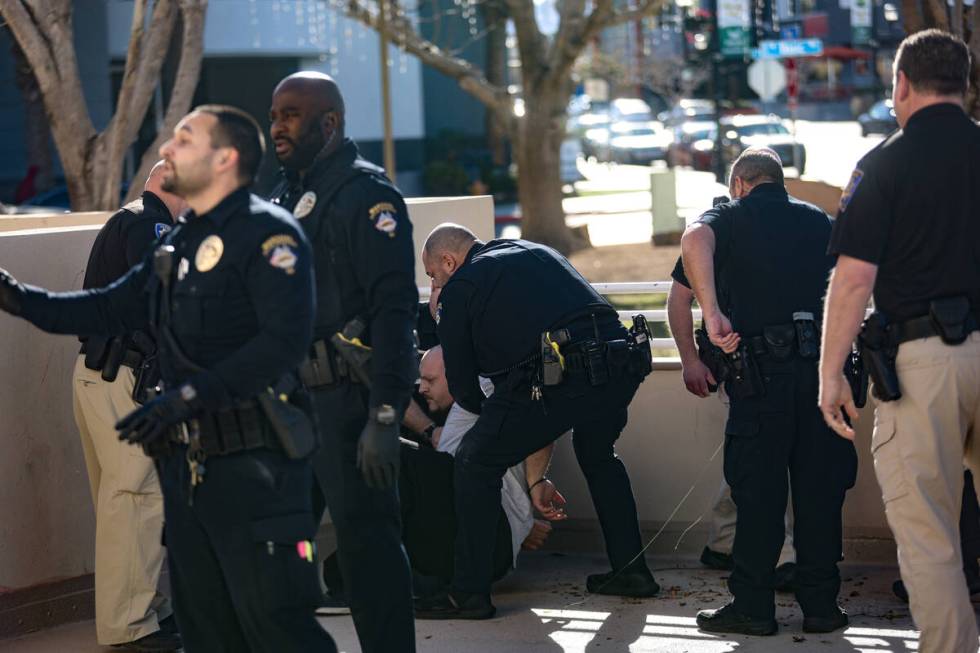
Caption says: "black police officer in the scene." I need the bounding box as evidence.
[682,147,857,636]
[268,72,418,652]
[820,30,980,651]
[414,224,660,620]
[73,161,185,652]
[0,105,336,652]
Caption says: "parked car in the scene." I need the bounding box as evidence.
[858,99,897,136]
[573,112,611,161]
[666,121,717,170]
[659,98,715,127]
[719,115,806,174]
[609,97,653,124]
[607,122,671,165]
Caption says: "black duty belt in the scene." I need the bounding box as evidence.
[192,400,281,456]
[891,312,979,346]
[298,338,362,390]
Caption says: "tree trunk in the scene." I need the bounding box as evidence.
[900,0,925,33]
[9,32,54,195]
[125,0,208,203]
[510,102,588,254]
[482,2,509,166]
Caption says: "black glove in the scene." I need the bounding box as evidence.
[357,410,400,489]
[0,268,24,316]
[116,384,199,446]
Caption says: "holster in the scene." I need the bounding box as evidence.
[858,313,902,402]
[695,328,728,391]
[100,337,127,383]
[257,373,320,460]
[83,336,111,372]
[628,314,653,378]
[298,340,337,389]
[726,342,764,400]
[132,355,161,405]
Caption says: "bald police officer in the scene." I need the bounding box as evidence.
[683,148,856,636]
[268,72,418,653]
[820,30,980,652]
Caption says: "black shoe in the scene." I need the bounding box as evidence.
[414,591,496,620]
[803,607,849,633]
[700,546,735,571]
[111,629,183,652]
[586,569,660,597]
[774,562,797,593]
[315,591,351,616]
[696,603,777,636]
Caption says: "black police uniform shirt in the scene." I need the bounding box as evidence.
[83,191,174,290]
[695,183,834,336]
[671,255,690,289]
[436,239,621,414]
[829,103,980,322]
[18,187,315,411]
[269,138,418,411]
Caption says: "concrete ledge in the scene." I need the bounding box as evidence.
[0,575,94,640]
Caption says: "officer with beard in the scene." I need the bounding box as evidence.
[268,72,418,653]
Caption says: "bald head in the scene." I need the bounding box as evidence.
[422,223,479,288]
[419,346,453,412]
[274,72,346,117]
[729,146,784,199]
[270,71,346,172]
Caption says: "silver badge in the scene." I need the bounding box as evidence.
[294,191,317,219]
[195,235,224,272]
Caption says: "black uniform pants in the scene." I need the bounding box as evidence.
[961,470,980,579]
[158,448,334,653]
[310,381,416,653]
[400,444,513,585]
[453,368,647,596]
[724,356,858,620]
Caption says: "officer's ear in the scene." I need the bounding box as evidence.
[321,109,340,137]
[214,147,239,177]
[894,70,911,103]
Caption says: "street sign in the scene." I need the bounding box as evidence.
[748,59,787,101]
[851,0,872,44]
[780,25,801,39]
[750,38,824,59]
[718,0,752,57]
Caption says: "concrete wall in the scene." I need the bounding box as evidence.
[0,196,892,595]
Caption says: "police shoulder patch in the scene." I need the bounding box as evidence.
[368,202,398,238]
[839,168,864,213]
[262,234,300,275]
[154,223,171,239]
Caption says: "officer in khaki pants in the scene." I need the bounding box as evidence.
[73,162,185,651]
[820,30,980,653]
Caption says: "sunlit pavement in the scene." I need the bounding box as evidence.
[5,552,947,652]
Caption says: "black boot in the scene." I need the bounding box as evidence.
[696,603,777,636]
[414,591,496,620]
[586,568,660,597]
[700,546,735,571]
[803,606,849,633]
[111,629,183,652]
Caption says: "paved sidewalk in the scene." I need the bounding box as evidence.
[3,552,936,653]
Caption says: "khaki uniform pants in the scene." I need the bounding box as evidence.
[72,355,170,645]
[706,477,796,567]
[872,333,980,653]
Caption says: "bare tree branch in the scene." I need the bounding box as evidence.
[503,0,547,89]
[343,0,510,115]
[900,0,925,33]
[125,0,208,203]
[604,0,666,27]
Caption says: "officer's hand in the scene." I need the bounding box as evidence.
[819,372,859,440]
[116,387,197,446]
[705,311,740,353]
[530,479,568,521]
[0,268,25,316]
[357,417,400,489]
[521,519,553,551]
[682,360,717,397]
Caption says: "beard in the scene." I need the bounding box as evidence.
[277,119,328,171]
[161,158,211,198]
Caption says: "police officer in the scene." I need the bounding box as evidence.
[819,30,980,652]
[73,161,184,652]
[0,105,336,652]
[414,224,660,620]
[682,148,857,635]
[268,72,418,652]
[666,256,797,585]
